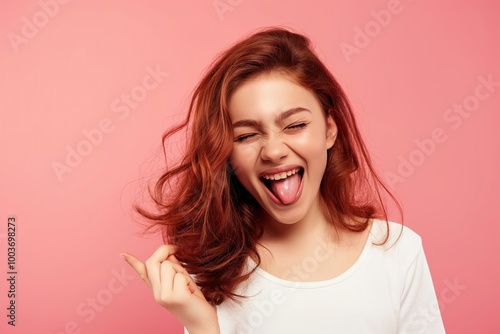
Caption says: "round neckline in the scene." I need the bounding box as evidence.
[247,219,379,288]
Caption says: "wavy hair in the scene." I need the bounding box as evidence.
[135,27,402,305]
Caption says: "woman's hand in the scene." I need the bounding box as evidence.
[120,245,220,334]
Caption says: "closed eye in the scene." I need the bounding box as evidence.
[235,133,257,142]
[286,122,307,130]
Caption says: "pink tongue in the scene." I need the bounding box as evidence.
[270,173,300,205]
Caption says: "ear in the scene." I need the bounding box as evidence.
[325,114,337,150]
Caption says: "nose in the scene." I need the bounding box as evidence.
[260,134,288,162]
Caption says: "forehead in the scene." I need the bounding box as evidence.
[228,73,322,121]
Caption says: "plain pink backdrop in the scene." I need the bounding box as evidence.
[1,1,499,333]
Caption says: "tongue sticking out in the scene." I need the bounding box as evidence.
[270,172,301,205]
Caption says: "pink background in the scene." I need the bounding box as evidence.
[1,0,499,333]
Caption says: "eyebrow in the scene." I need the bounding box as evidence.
[232,107,311,128]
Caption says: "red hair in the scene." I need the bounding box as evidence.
[135,27,402,305]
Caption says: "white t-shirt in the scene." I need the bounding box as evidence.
[186,219,446,334]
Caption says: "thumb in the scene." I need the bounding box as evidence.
[120,252,152,289]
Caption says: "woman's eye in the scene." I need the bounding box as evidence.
[286,123,307,130]
[235,134,256,142]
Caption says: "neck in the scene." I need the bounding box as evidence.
[260,194,338,246]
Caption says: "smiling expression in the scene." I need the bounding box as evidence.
[228,72,337,227]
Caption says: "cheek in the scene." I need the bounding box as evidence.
[293,132,329,171]
[293,130,328,154]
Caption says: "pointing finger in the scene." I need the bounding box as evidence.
[120,252,152,289]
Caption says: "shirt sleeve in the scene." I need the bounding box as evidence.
[398,239,446,333]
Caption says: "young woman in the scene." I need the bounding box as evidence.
[121,27,446,334]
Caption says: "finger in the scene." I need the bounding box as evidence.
[167,254,182,266]
[158,261,196,305]
[120,253,152,289]
[159,259,177,299]
[156,244,178,257]
[145,245,178,300]
[169,262,197,294]
[169,260,189,275]
[172,271,195,297]
[185,275,197,294]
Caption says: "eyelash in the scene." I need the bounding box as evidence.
[235,134,256,142]
[286,122,307,130]
[234,123,308,143]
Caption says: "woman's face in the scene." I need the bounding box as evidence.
[228,72,337,226]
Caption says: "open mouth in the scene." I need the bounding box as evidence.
[260,167,304,205]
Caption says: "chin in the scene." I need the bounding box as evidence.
[261,205,308,226]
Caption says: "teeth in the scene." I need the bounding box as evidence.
[262,168,300,181]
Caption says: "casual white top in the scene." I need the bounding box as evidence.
[185,219,446,334]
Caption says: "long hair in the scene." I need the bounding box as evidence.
[135,27,402,305]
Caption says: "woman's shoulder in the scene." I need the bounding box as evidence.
[370,218,423,254]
